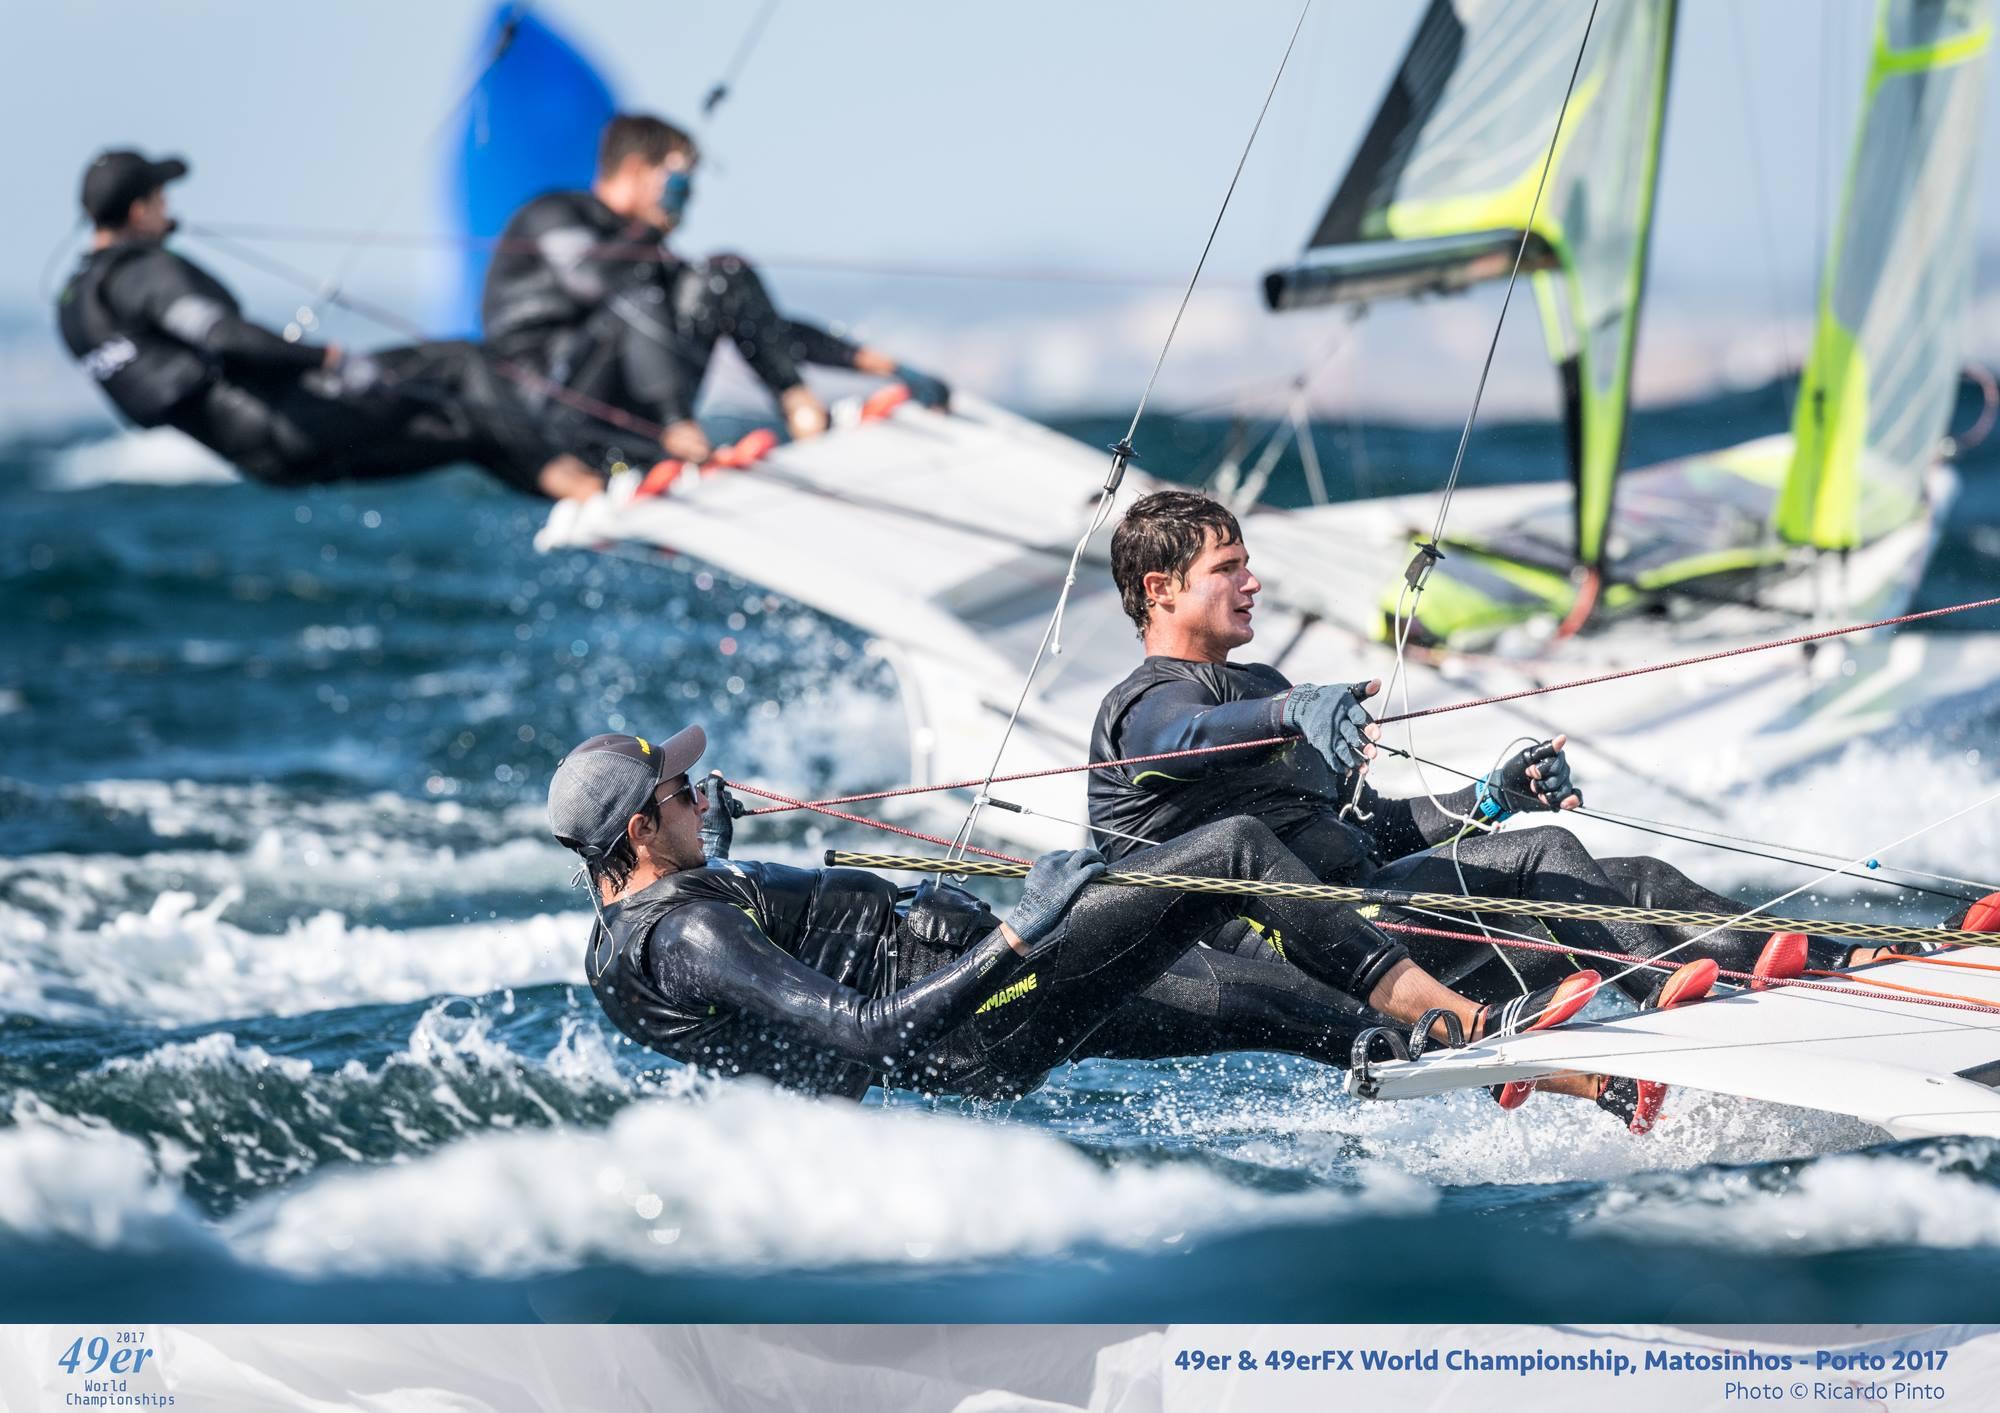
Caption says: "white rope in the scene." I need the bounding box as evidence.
[946,0,1316,861]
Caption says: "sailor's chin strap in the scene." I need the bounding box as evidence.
[571,855,620,984]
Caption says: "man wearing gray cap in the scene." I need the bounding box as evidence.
[550,724,1601,1101]
[57,148,603,501]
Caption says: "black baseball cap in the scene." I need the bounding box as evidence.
[547,726,706,861]
[81,149,189,225]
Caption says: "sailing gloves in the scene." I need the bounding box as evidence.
[894,363,952,410]
[1475,737,1581,821]
[699,771,740,860]
[1282,681,1379,777]
[1007,847,1106,947]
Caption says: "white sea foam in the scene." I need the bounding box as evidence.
[1066,1058,1890,1189]
[223,1085,1432,1278]
[0,892,587,1024]
[42,426,236,488]
[0,1110,211,1253]
[1580,1144,2000,1253]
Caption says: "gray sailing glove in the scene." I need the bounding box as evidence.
[1281,681,1377,776]
[1006,847,1106,946]
[1477,737,1581,821]
[699,771,739,859]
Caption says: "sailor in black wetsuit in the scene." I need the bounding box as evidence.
[481,113,949,469]
[57,149,603,501]
[1089,491,1922,1126]
[548,726,1600,1100]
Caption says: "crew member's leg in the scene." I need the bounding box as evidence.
[941,817,1590,1097]
[189,348,597,499]
[1081,946,1387,1068]
[669,255,849,437]
[1596,855,1851,970]
[374,341,603,498]
[1373,828,1849,1001]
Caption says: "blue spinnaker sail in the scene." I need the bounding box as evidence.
[443,4,617,335]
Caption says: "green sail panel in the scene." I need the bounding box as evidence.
[1779,0,1990,550]
[1264,0,1677,567]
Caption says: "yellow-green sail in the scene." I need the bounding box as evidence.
[1777,0,1989,550]
[1265,0,1677,567]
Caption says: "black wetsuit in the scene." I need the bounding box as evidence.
[481,191,863,460]
[585,818,1395,1100]
[57,239,562,496]
[1089,656,1849,1003]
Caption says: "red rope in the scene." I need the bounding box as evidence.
[1375,919,2000,1017]
[722,778,1030,865]
[729,593,2000,819]
[1377,593,2000,725]
[733,737,1292,817]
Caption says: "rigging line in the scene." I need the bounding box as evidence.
[1371,742,1986,906]
[702,0,783,123]
[37,217,88,304]
[1365,918,2000,1016]
[735,727,1977,906]
[1587,781,2000,999]
[1376,592,2000,726]
[944,487,1116,862]
[725,779,1027,864]
[821,851,1980,950]
[1119,0,1316,453]
[1423,0,1601,554]
[190,221,1215,287]
[188,226,673,447]
[831,847,2000,1040]
[307,5,530,321]
[730,585,2000,816]
[1216,412,1298,510]
[1575,803,1993,902]
[944,0,1316,864]
[1373,1,1604,818]
[1291,385,1331,507]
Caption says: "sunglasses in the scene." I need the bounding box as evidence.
[653,775,699,811]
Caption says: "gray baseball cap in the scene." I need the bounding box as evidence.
[547,725,706,860]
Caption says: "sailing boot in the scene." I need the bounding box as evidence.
[1482,970,1601,1110]
[1944,890,2000,937]
[1597,957,1719,1135]
[1826,893,2000,971]
[1752,931,1809,991]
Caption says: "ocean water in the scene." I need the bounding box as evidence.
[5,376,2000,1323]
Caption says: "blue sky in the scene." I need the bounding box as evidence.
[9,0,1998,418]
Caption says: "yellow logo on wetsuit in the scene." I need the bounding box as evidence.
[1239,915,1286,962]
[976,972,1039,1015]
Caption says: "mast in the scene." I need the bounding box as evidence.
[1776,0,1990,551]
[1264,0,1678,568]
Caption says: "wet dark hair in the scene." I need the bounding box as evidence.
[1110,490,1243,634]
[597,114,696,177]
[593,796,661,895]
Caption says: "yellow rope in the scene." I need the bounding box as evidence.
[823,850,1974,950]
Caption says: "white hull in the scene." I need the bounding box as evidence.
[538,398,2000,856]
[1356,952,2000,1142]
